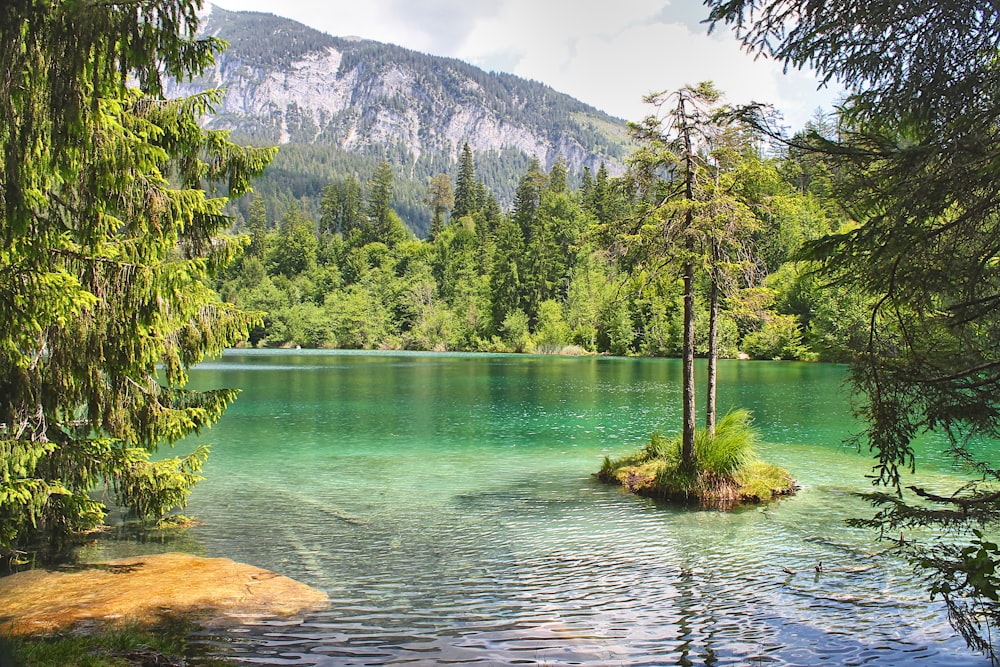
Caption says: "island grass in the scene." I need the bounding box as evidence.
[597,410,796,506]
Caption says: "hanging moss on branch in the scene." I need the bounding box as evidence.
[597,410,796,506]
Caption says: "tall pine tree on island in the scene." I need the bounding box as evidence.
[624,83,723,467]
[0,0,274,559]
[597,82,794,502]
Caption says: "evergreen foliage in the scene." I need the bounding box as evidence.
[0,0,274,557]
[707,0,1000,657]
[453,143,478,219]
[220,137,835,359]
[426,173,454,240]
[609,83,787,464]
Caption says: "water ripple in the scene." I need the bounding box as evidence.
[178,481,989,666]
[112,354,992,666]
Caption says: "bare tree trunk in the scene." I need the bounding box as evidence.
[679,90,697,468]
[706,261,719,437]
[681,248,697,467]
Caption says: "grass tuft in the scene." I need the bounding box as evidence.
[696,410,758,477]
[597,409,796,506]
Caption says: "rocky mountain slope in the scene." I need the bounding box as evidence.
[166,5,630,233]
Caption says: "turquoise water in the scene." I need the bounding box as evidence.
[91,350,987,666]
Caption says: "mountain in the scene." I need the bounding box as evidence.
[165,5,631,234]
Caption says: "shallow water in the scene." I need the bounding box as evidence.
[89,351,989,665]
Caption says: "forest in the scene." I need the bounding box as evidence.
[219,132,854,361]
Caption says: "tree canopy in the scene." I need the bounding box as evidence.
[707,0,1000,657]
[0,0,274,558]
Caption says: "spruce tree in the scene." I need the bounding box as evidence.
[549,156,569,194]
[580,166,595,210]
[624,84,722,466]
[365,160,408,247]
[246,196,270,258]
[489,215,527,331]
[453,143,477,218]
[0,0,274,557]
[320,176,364,237]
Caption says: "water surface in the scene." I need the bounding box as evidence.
[91,351,987,666]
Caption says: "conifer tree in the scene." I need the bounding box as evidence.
[580,166,595,209]
[0,0,274,556]
[513,158,548,239]
[549,156,569,194]
[270,207,319,276]
[246,196,270,258]
[620,83,763,461]
[367,161,395,236]
[453,143,477,218]
[624,85,721,465]
[320,176,363,237]
[489,215,527,331]
[426,173,455,240]
[364,161,408,247]
[587,162,622,224]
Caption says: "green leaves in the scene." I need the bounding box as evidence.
[110,445,211,521]
[961,531,1000,602]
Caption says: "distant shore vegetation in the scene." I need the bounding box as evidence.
[219,135,857,362]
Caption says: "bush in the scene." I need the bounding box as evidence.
[742,314,808,360]
[501,309,534,353]
[534,299,571,349]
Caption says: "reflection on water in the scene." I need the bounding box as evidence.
[89,351,988,666]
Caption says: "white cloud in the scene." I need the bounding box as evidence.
[211,0,840,130]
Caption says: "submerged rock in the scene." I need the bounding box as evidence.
[0,552,328,635]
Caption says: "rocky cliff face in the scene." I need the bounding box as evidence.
[167,5,629,175]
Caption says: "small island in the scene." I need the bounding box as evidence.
[597,409,796,506]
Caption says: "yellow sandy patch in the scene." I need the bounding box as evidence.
[0,552,328,636]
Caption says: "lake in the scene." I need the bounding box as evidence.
[88,350,988,666]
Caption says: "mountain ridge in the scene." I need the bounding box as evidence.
[167,4,632,234]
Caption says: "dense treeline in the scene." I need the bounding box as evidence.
[218,134,859,360]
[224,142,540,236]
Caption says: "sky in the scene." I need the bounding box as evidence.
[211,0,842,132]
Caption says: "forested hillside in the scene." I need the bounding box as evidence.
[167,5,631,234]
[217,129,858,360]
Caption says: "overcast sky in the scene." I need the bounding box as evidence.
[211,0,841,131]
